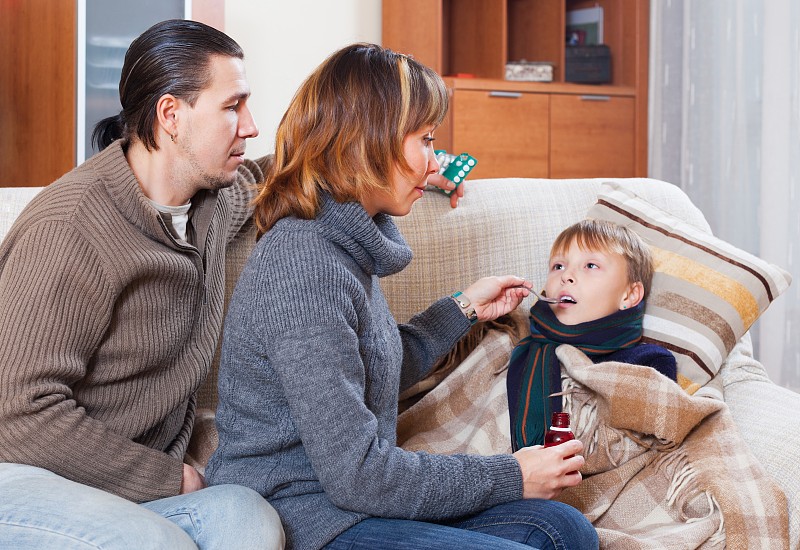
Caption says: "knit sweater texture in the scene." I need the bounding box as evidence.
[206,194,523,550]
[0,140,261,502]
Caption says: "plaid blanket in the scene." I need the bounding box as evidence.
[398,330,790,549]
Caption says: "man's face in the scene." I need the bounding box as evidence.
[175,55,258,192]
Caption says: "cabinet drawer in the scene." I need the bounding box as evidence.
[550,94,636,178]
[451,89,549,179]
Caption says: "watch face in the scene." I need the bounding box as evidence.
[452,292,471,308]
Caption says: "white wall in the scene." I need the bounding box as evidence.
[225,0,382,159]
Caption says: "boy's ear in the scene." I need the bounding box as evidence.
[622,281,645,309]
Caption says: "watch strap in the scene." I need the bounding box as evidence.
[451,291,478,324]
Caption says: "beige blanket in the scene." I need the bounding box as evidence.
[398,331,789,549]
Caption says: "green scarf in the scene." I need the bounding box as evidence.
[507,300,644,451]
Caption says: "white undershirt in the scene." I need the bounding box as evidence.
[148,199,191,242]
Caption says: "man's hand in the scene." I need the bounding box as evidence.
[180,463,206,494]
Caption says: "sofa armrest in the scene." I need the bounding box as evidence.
[721,333,800,548]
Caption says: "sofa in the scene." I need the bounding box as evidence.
[2,177,798,548]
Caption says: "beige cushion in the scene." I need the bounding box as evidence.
[587,182,791,390]
[0,187,43,241]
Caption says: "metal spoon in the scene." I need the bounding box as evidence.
[510,284,561,304]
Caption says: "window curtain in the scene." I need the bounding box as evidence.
[649,0,800,392]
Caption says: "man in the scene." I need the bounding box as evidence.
[0,19,283,548]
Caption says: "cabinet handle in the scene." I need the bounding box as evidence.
[579,95,611,101]
[489,91,523,99]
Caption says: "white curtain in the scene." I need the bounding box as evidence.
[649,0,800,392]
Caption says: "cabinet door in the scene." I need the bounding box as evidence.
[550,94,636,178]
[1,1,76,187]
[451,89,549,179]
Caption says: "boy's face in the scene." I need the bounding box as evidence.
[544,241,641,325]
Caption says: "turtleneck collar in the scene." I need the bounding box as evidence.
[307,193,413,277]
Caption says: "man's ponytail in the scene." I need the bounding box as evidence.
[92,112,125,152]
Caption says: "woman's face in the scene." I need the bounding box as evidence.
[362,125,439,217]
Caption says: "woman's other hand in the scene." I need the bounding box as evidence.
[460,276,532,321]
[427,173,464,208]
[512,440,585,499]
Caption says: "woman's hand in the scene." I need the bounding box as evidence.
[427,173,464,208]
[512,440,585,499]
[460,275,532,322]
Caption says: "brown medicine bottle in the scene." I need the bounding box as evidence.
[544,412,574,447]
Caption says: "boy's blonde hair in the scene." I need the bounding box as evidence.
[550,219,654,297]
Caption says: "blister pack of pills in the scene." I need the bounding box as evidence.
[434,150,478,196]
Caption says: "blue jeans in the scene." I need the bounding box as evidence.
[0,463,284,549]
[324,499,598,550]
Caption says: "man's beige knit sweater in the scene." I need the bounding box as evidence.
[0,141,262,502]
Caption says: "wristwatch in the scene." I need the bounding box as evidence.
[451,291,478,324]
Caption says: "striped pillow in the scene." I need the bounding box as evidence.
[587,182,792,391]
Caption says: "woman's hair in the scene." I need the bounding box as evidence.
[550,219,655,297]
[252,43,449,235]
[92,19,244,152]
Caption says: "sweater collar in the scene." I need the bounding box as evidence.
[315,193,412,277]
[88,140,219,252]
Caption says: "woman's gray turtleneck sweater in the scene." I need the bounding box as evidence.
[206,194,523,550]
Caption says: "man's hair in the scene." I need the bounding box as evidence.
[92,19,244,152]
[252,42,449,235]
[550,219,655,297]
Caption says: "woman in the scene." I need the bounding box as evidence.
[206,43,597,550]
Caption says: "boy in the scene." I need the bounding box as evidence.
[507,219,676,451]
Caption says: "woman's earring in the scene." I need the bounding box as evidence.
[170,134,176,143]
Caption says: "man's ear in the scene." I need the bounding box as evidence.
[622,281,645,309]
[155,94,179,140]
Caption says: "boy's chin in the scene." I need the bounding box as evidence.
[553,308,597,326]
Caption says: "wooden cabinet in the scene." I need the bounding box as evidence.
[550,93,635,178]
[0,0,76,189]
[382,0,649,179]
[452,89,550,179]
[0,0,224,188]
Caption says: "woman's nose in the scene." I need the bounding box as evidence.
[428,152,440,174]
